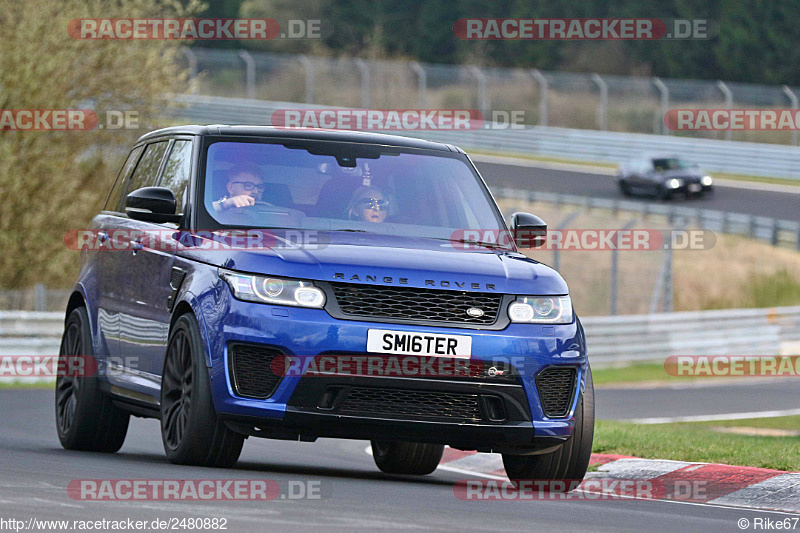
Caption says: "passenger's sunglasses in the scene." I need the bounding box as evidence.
[231,181,266,192]
[357,198,389,210]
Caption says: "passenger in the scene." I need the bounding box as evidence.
[346,186,389,223]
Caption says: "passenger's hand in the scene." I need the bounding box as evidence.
[223,195,255,209]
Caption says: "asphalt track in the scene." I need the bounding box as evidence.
[473,158,800,223]
[0,390,795,533]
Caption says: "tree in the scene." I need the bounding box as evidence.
[0,0,204,288]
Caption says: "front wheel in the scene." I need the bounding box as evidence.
[160,313,244,468]
[371,441,444,476]
[502,367,595,491]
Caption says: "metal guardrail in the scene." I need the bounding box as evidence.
[2,307,799,376]
[582,306,800,367]
[171,94,800,180]
[494,188,800,250]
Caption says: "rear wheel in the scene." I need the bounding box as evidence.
[160,314,244,468]
[55,306,130,452]
[371,441,444,476]
[502,367,595,491]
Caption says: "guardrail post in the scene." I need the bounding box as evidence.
[238,50,256,100]
[663,244,673,312]
[716,81,733,141]
[470,66,489,119]
[591,73,608,131]
[34,283,46,312]
[611,219,638,315]
[553,211,580,272]
[531,69,549,126]
[653,77,669,135]
[772,220,780,246]
[298,55,315,104]
[411,61,427,108]
[783,85,798,146]
[182,48,198,93]
[354,58,370,108]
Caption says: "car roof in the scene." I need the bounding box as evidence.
[135,125,464,153]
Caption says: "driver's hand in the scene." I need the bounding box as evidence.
[223,195,255,209]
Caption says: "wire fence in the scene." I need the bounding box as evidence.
[181,47,800,146]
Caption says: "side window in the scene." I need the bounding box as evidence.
[125,141,169,197]
[104,145,143,212]
[158,140,193,214]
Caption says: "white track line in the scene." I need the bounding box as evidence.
[625,408,800,424]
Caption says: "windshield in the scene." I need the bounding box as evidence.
[199,139,506,243]
[652,158,697,171]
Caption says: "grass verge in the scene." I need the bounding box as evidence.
[0,381,54,390]
[592,362,697,387]
[593,416,800,471]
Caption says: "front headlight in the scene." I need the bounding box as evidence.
[508,296,573,324]
[220,270,326,308]
[701,175,713,186]
[667,178,683,189]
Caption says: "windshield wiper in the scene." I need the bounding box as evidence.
[445,237,513,250]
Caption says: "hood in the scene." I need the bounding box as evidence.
[657,168,705,182]
[176,231,569,295]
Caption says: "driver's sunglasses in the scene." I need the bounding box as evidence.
[231,181,266,192]
[358,198,389,210]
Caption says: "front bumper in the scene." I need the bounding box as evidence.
[203,287,588,450]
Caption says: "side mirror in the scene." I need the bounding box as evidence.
[510,212,547,248]
[125,187,182,224]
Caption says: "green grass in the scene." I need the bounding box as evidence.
[592,362,700,386]
[593,417,800,471]
[0,381,54,390]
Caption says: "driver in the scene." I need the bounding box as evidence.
[212,164,264,213]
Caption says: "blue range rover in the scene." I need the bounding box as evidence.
[56,125,593,485]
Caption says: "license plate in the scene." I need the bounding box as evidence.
[689,184,702,192]
[366,329,472,358]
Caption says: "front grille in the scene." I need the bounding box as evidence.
[339,386,482,422]
[228,344,283,399]
[536,367,577,418]
[330,282,501,325]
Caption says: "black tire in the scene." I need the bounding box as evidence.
[371,441,444,476]
[55,306,130,452]
[160,313,244,468]
[502,367,595,491]
[619,180,632,197]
